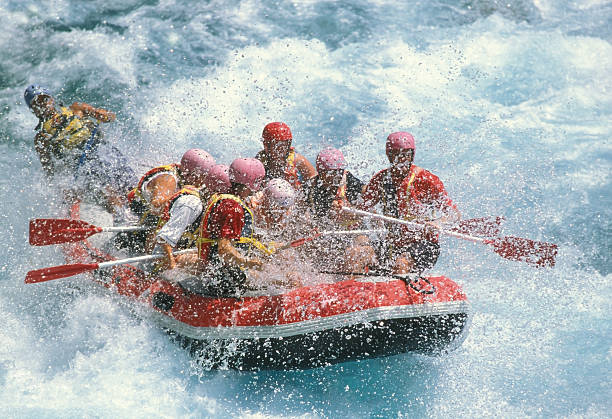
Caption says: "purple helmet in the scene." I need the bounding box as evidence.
[180,149,215,186]
[316,147,347,171]
[229,158,266,192]
[204,164,231,194]
[385,132,415,159]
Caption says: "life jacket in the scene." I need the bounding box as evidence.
[380,165,438,242]
[307,171,357,228]
[154,186,202,249]
[259,147,301,189]
[126,163,181,222]
[381,166,423,219]
[284,148,300,188]
[334,172,362,229]
[196,194,275,267]
[39,106,98,154]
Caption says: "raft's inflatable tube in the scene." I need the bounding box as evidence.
[63,203,470,370]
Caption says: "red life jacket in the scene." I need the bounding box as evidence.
[196,193,256,265]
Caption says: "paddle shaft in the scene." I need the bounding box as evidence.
[25,249,197,283]
[342,207,557,267]
[342,207,484,242]
[97,248,196,269]
[97,226,149,233]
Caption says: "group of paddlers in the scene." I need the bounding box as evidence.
[25,84,461,296]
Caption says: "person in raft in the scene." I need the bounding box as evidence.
[182,158,270,297]
[249,179,297,242]
[154,163,232,269]
[360,132,461,275]
[302,147,365,228]
[121,148,215,253]
[151,159,228,270]
[300,147,377,273]
[255,121,317,189]
[24,84,136,212]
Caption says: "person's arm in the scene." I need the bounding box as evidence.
[70,102,116,122]
[34,132,54,176]
[217,238,263,269]
[295,153,317,181]
[160,242,176,269]
[156,195,203,267]
[420,173,461,231]
[357,172,383,210]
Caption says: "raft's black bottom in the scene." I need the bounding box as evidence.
[167,313,469,370]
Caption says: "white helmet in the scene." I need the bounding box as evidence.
[263,178,295,208]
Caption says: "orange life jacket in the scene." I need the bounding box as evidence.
[381,165,438,242]
[259,147,301,189]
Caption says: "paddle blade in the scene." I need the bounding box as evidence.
[25,263,100,284]
[490,236,558,268]
[29,218,101,246]
[450,216,505,238]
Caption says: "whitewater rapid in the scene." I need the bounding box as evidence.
[0,0,610,417]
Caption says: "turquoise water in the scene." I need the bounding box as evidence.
[1,0,610,417]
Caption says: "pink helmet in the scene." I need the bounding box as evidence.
[203,164,231,194]
[229,158,266,192]
[264,178,296,208]
[385,132,416,158]
[262,122,292,142]
[316,147,347,171]
[181,149,215,186]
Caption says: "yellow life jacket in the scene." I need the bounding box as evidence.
[40,106,97,152]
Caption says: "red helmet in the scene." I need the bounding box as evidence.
[385,132,415,159]
[203,164,231,194]
[229,158,266,192]
[262,122,292,142]
[180,149,215,186]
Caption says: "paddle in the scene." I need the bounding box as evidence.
[29,218,150,246]
[280,229,387,250]
[342,207,557,268]
[25,249,196,284]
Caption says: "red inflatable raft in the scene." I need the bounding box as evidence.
[61,203,470,370]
